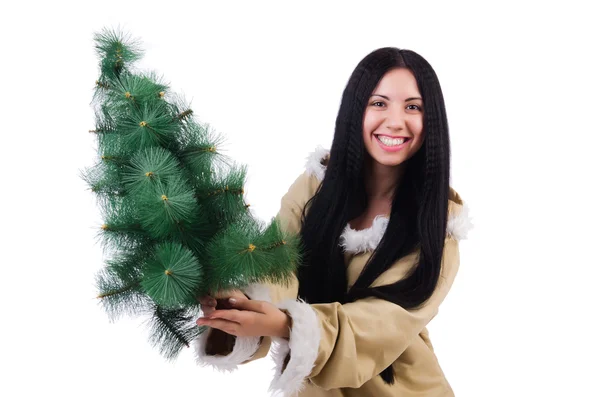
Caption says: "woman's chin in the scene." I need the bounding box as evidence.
[369,153,406,168]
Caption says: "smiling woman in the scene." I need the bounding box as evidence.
[363,68,425,165]
[194,47,472,397]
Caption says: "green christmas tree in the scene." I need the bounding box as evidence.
[83,28,300,360]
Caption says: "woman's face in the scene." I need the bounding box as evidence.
[362,67,425,168]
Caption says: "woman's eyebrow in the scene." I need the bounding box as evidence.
[371,94,423,101]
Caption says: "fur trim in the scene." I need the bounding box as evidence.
[270,337,291,388]
[269,299,321,397]
[339,215,389,254]
[242,283,272,302]
[304,145,329,182]
[192,283,271,372]
[447,203,473,241]
[193,330,261,373]
[338,203,472,253]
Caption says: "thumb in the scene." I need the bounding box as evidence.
[228,296,268,313]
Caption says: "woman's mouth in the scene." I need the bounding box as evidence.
[375,135,411,152]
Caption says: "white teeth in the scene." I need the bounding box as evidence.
[377,136,407,146]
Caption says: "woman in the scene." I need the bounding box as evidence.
[195,47,471,397]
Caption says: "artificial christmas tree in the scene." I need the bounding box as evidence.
[83,28,300,359]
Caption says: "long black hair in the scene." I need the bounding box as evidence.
[296,48,450,384]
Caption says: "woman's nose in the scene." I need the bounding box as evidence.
[386,110,405,130]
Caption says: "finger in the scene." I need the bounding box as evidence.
[217,294,245,310]
[228,297,268,313]
[198,296,217,306]
[196,318,238,335]
[201,305,216,316]
[209,309,246,324]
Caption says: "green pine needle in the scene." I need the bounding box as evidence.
[122,147,181,195]
[178,122,230,184]
[81,161,125,197]
[141,242,203,307]
[90,104,117,134]
[254,217,302,284]
[205,219,261,292]
[205,217,300,292]
[106,72,169,108]
[167,94,196,123]
[137,175,197,239]
[119,101,179,151]
[98,196,149,253]
[147,305,203,361]
[169,213,213,257]
[97,132,131,165]
[96,249,154,321]
[196,164,248,227]
[94,28,143,79]
[89,111,118,135]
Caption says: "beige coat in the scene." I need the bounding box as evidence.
[194,148,472,397]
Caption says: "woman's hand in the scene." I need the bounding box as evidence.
[196,295,291,338]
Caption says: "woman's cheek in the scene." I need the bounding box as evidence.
[362,113,374,136]
[407,117,423,134]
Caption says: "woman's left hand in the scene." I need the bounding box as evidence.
[196,295,291,338]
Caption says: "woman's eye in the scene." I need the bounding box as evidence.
[407,104,422,111]
[372,101,385,107]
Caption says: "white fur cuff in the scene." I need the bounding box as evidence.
[193,330,261,372]
[269,299,321,397]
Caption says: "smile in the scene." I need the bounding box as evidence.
[375,135,411,152]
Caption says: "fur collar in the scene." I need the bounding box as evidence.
[305,147,473,254]
[305,145,330,182]
[339,215,390,254]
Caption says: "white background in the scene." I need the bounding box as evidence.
[1,1,598,396]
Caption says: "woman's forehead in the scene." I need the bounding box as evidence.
[372,68,421,99]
